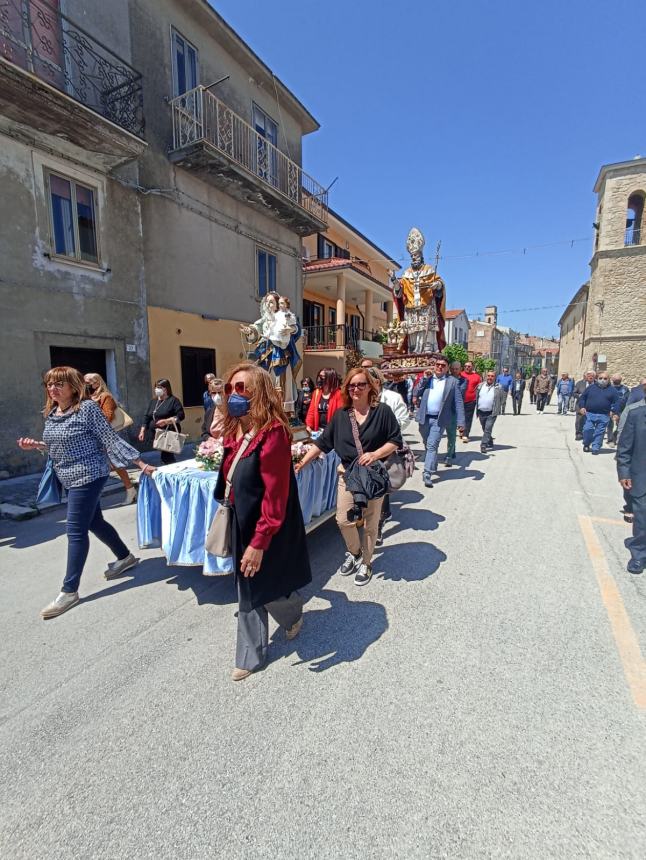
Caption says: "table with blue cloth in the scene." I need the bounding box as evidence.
[137,453,339,575]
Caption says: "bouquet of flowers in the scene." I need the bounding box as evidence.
[291,441,311,465]
[195,437,223,471]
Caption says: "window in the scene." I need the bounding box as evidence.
[257,247,277,297]
[47,171,99,264]
[321,239,335,259]
[180,346,216,407]
[316,234,350,260]
[172,29,199,96]
[252,104,278,186]
[625,192,644,246]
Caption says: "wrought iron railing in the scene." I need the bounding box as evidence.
[170,85,328,225]
[625,227,642,246]
[303,324,379,350]
[0,0,144,137]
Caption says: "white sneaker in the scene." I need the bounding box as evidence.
[41,591,79,619]
[124,487,137,505]
[337,552,361,576]
[104,552,138,580]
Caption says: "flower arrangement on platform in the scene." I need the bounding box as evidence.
[195,437,223,471]
[291,441,311,464]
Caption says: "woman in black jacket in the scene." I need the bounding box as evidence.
[296,366,401,587]
[215,362,311,681]
[295,376,315,424]
[138,378,185,465]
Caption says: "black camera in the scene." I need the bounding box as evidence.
[347,503,365,524]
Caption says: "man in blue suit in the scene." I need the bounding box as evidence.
[416,356,465,488]
[617,403,646,574]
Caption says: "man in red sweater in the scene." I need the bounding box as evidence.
[460,360,482,441]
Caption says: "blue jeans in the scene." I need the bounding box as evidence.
[419,416,443,476]
[582,412,610,452]
[63,476,130,593]
[557,394,570,414]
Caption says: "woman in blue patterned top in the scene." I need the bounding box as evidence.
[17,366,156,620]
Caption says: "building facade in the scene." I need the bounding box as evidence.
[557,283,589,376]
[301,209,397,379]
[444,309,470,347]
[0,0,327,473]
[0,0,150,475]
[559,158,646,384]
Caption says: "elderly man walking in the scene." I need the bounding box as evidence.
[445,361,467,466]
[460,360,482,441]
[606,374,629,446]
[617,403,646,574]
[555,372,574,415]
[578,372,621,454]
[573,371,596,440]
[496,366,514,414]
[416,356,465,488]
[510,371,526,415]
[475,370,505,454]
[534,368,553,413]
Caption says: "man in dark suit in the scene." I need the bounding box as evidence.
[416,356,465,488]
[573,370,596,440]
[510,371,526,415]
[617,404,646,574]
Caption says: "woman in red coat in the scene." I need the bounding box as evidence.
[215,362,312,681]
[306,367,342,431]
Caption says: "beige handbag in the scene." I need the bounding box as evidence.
[153,419,187,454]
[205,432,254,557]
[111,405,133,432]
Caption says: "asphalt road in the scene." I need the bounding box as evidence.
[1,403,644,858]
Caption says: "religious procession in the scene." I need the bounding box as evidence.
[2,2,645,856]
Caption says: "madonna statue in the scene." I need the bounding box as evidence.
[241,292,302,411]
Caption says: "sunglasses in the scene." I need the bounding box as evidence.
[348,382,368,392]
[224,381,248,396]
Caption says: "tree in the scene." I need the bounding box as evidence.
[442,343,469,366]
[473,356,496,375]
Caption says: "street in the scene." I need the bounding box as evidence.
[1,404,645,859]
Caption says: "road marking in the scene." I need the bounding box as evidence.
[578,515,646,710]
[589,516,631,527]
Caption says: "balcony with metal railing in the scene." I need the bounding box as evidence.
[169,86,328,236]
[625,227,642,246]
[0,0,145,165]
[303,324,380,352]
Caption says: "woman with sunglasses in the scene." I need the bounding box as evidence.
[295,367,402,587]
[215,362,311,681]
[305,368,342,432]
[17,367,156,619]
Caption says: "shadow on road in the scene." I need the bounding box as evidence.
[386,507,445,536]
[373,539,447,582]
[272,588,388,672]
[79,557,237,607]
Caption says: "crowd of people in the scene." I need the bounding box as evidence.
[15,357,646,680]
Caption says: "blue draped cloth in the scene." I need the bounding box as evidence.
[137,452,339,574]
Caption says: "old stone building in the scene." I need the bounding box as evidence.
[557,283,589,376]
[559,157,646,383]
[0,0,326,473]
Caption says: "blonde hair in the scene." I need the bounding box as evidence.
[222,361,292,440]
[43,366,86,414]
[341,367,380,408]
[84,372,112,400]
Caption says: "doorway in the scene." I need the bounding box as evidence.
[49,346,107,379]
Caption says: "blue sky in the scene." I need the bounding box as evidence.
[212,0,646,337]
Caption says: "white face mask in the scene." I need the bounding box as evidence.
[213,393,222,406]
[154,387,164,397]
